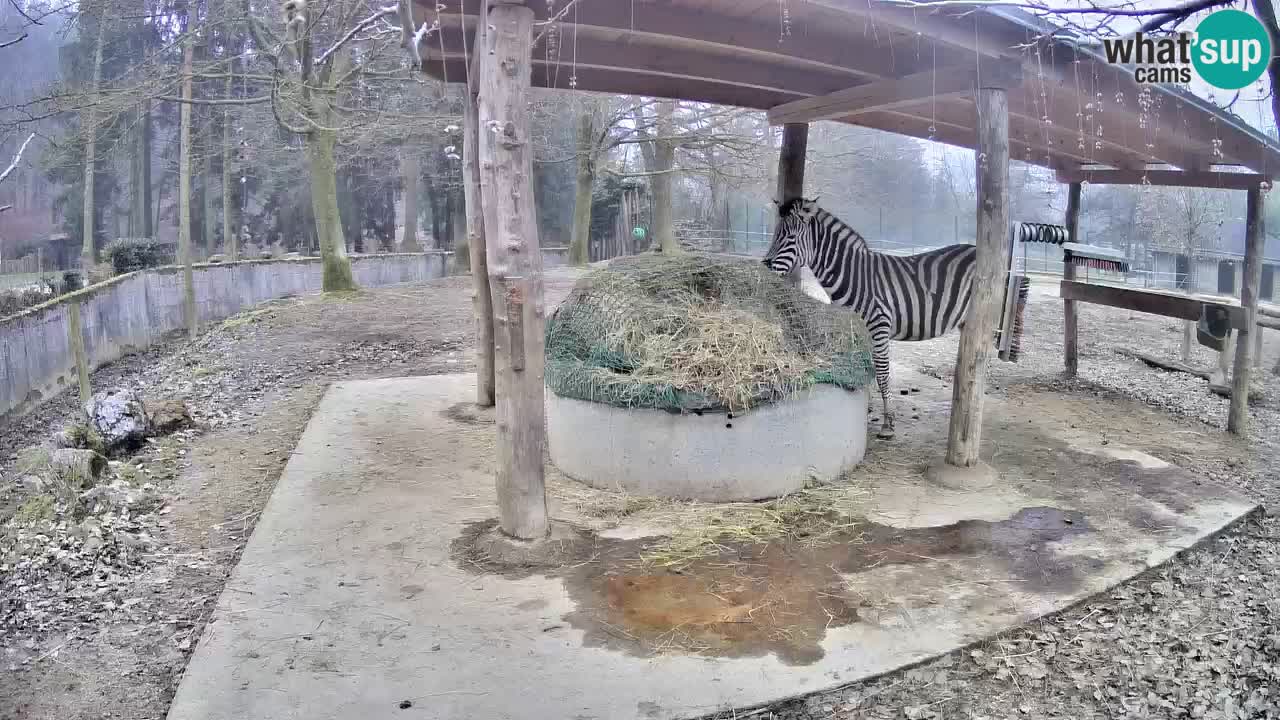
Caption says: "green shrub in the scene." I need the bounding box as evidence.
[104,238,170,274]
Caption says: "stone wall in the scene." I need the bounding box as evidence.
[0,253,450,418]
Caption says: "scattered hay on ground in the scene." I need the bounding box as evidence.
[546,457,925,570]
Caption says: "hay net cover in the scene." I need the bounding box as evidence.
[545,253,875,413]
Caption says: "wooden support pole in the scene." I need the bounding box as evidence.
[464,8,495,408]
[945,86,1010,468]
[478,0,548,540]
[775,123,808,202]
[1063,181,1081,377]
[1228,185,1264,435]
[67,303,92,409]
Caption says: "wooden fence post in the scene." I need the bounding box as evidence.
[464,7,495,407]
[1228,185,1264,435]
[945,85,1010,468]
[478,0,548,540]
[1063,181,1081,377]
[776,123,808,202]
[67,302,92,408]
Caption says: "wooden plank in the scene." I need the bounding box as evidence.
[1115,347,1210,380]
[1063,182,1081,377]
[464,4,494,407]
[1228,185,1264,435]
[421,1,932,85]
[425,56,805,110]
[945,85,1009,468]
[1059,280,1247,326]
[477,0,547,540]
[776,123,808,202]
[767,63,1019,125]
[427,24,865,100]
[1056,168,1271,190]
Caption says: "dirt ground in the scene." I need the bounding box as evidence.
[2,269,1278,720]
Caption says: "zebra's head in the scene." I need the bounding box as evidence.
[762,197,820,274]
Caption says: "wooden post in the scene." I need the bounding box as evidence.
[775,123,809,202]
[1254,327,1263,370]
[1228,185,1264,435]
[67,302,92,409]
[464,15,496,408]
[478,0,548,540]
[1063,182,1081,377]
[945,86,1010,468]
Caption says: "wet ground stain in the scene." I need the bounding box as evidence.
[453,505,1091,666]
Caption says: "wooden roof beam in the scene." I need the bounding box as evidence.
[811,0,1025,60]
[767,61,1021,126]
[1055,168,1272,189]
[423,1,935,82]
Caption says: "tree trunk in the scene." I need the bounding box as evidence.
[478,1,546,539]
[81,15,106,269]
[142,101,153,239]
[442,189,454,252]
[129,112,144,237]
[569,106,595,266]
[401,149,421,251]
[222,75,236,260]
[307,128,357,291]
[653,100,677,253]
[451,184,466,253]
[202,135,215,257]
[945,86,1010,468]
[423,172,441,248]
[178,36,197,339]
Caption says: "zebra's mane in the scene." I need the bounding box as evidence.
[808,203,870,254]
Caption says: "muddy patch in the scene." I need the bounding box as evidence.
[453,506,1093,666]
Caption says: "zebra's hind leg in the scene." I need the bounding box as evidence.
[869,326,895,439]
[876,388,895,439]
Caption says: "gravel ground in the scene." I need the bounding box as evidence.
[2,270,1277,720]
[712,279,1280,720]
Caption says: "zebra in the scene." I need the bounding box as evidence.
[762,197,978,440]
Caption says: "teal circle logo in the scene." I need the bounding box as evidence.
[1192,9,1272,90]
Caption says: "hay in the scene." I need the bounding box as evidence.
[545,253,874,413]
[547,464,900,570]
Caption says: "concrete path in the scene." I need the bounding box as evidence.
[166,374,1257,720]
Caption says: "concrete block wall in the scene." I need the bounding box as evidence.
[0,253,450,418]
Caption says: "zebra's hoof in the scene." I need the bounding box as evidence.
[875,428,896,440]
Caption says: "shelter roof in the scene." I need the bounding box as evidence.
[417,0,1280,181]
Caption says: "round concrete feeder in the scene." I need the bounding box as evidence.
[546,387,868,502]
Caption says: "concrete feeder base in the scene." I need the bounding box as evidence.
[546,386,869,502]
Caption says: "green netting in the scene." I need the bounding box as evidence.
[545,253,875,413]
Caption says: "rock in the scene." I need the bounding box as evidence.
[85,389,150,454]
[259,250,273,260]
[49,448,108,490]
[51,422,107,455]
[147,398,193,436]
[80,482,159,513]
[20,475,46,494]
[207,254,226,264]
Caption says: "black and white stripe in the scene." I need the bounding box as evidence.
[763,198,977,438]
